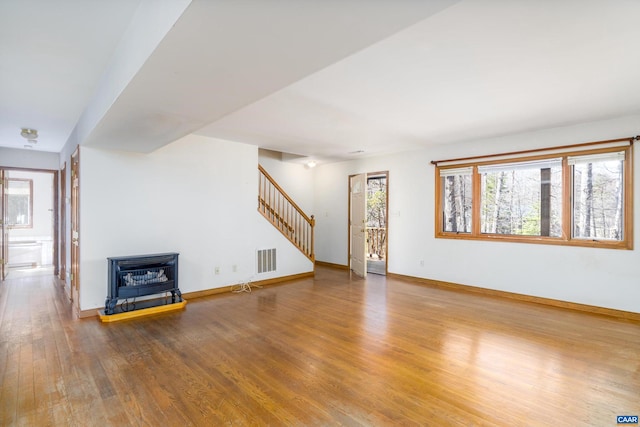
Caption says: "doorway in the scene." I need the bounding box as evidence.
[366,174,387,275]
[1,168,58,280]
[349,171,388,277]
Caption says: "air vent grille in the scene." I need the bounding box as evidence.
[257,248,276,273]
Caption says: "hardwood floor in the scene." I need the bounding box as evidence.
[1,266,639,426]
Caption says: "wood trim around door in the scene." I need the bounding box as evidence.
[70,147,80,313]
[60,162,66,282]
[0,167,59,279]
[367,171,389,276]
[1,170,6,281]
[347,171,389,276]
[52,170,59,277]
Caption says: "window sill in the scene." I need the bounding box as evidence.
[435,232,632,250]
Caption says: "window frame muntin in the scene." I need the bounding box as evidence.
[435,145,633,250]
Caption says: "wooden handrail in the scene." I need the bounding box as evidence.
[258,165,315,262]
[258,165,313,223]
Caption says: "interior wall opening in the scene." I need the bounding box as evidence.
[1,168,57,279]
[366,173,387,275]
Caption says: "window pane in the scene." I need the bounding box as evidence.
[441,174,472,233]
[7,179,32,227]
[572,159,624,240]
[480,163,562,236]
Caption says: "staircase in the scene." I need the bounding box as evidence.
[258,165,315,262]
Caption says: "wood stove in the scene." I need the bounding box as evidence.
[105,252,181,315]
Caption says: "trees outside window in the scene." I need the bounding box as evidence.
[435,143,632,249]
[479,160,562,237]
[571,153,625,240]
[440,168,472,233]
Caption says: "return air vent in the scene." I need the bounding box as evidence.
[257,248,276,274]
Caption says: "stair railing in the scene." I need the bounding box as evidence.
[258,165,315,261]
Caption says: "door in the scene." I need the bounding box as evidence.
[70,149,80,311]
[52,171,59,277]
[1,171,7,280]
[350,173,367,277]
[59,163,66,281]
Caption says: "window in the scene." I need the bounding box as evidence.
[434,139,634,249]
[570,152,625,241]
[6,178,33,228]
[439,167,472,233]
[478,159,562,237]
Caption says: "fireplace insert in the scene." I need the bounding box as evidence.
[105,252,181,315]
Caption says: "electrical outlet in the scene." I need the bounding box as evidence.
[215,266,220,275]
[419,260,424,267]
[232,265,237,273]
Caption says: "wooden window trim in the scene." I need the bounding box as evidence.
[434,143,634,250]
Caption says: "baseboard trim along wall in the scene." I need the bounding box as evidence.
[315,260,349,270]
[79,271,316,319]
[387,272,640,322]
[81,268,638,322]
[183,271,315,300]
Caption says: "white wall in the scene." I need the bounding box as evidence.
[79,135,312,311]
[314,114,640,313]
[258,149,315,214]
[0,147,59,170]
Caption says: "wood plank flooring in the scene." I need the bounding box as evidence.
[1,266,639,426]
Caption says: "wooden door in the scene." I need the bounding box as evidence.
[52,171,59,277]
[350,173,367,278]
[70,149,80,310]
[59,163,66,282]
[1,170,7,281]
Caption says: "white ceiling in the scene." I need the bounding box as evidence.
[0,0,142,153]
[81,0,458,153]
[2,0,640,162]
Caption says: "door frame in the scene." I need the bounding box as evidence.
[59,162,66,282]
[70,147,80,313]
[348,170,389,276]
[0,167,59,280]
[1,171,7,280]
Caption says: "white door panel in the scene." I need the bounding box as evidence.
[350,173,366,278]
